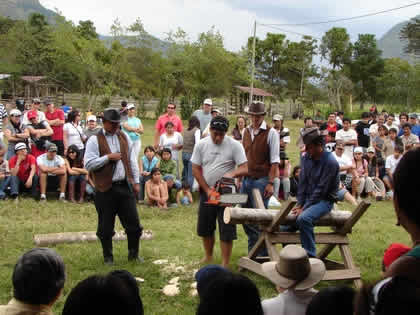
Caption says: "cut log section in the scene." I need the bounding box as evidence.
[33,230,153,246]
[224,207,352,227]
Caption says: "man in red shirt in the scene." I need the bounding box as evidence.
[45,100,65,155]
[320,112,342,140]
[9,142,39,199]
[154,104,183,148]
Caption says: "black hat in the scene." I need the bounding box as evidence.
[246,101,266,116]
[302,127,322,145]
[103,108,121,123]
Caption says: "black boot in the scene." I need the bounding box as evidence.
[127,234,144,263]
[100,238,114,265]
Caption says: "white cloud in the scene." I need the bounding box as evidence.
[40,0,418,51]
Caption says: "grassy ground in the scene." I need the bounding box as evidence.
[0,119,410,314]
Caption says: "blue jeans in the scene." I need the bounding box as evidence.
[9,175,39,199]
[68,174,86,183]
[181,196,190,205]
[240,176,270,255]
[182,152,193,188]
[0,177,11,199]
[280,200,333,257]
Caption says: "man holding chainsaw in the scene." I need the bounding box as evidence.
[191,116,248,267]
[241,101,280,256]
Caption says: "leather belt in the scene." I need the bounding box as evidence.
[113,180,127,185]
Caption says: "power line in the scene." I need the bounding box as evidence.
[260,2,420,27]
[259,24,322,40]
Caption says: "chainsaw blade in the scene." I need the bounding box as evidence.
[219,194,248,205]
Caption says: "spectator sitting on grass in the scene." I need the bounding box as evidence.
[306,286,355,315]
[382,145,403,200]
[159,148,181,192]
[177,181,193,206]
[0,143,10,200]
[145,167,168,209]
[0,248,65,315]
[138,146,160,202]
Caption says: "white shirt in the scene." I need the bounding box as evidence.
[36,153,65,176]
[22,110,46,126]
[384,123,399,133]
[262,289,318,315]
[63,123,85,150]
[247,121,280,164]
[335,128,357,160]
[385,154,402,174]
[159,131,183,161]
[333,152,352,175]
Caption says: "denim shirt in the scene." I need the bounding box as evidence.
[142,156,159,173]
[297,151,339,209]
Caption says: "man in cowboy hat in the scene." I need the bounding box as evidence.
[84,108,143,265]
[241,101,280,255]
[282,127,340,258]
[261,245,326,315]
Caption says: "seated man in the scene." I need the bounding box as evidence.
[9,143,39,199]
[25,110,53,158]
[36,143,67,202]
[145,168,168,209]
[0,248,65,315]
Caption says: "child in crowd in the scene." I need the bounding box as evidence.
[324,131,336,152]
[145,168,168,209]
[352,147,368,202]
[138,146,160,202]
[383,145,403,199]
[382,243,411,273]
[176,181,193,206]
[0,144,10,199]
[159,148,181,191]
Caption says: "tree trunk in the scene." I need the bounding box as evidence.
[33,230,153,247]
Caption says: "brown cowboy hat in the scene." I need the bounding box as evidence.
[246,101,266,116]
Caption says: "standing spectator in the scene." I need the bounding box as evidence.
[231,115,247,142]
[351,147,369,202]
[281,128,339,257]
[313,110,324,126]
[273,114,290,157]
[15,99,25,112]
[0,248,65,315]
[65,145,88,203]
[63,110,86,156]
[0,144,10,199]
[182,116,200,189]
[45,100,65,156]
[159,121,183,178]
[119,100,129,122]
[193,98,213,133]
[241,102,280,255]
[335,118,358,159]
[154,103,183,148]
[383,128,399,158]
[261,245,325,315]
[408,113,420,137]
[320,112,342,137]
[369,104,378,114]
[400,123,419,152]
[398,113,409,129]
[84,115,100,139]
[138,146,160,202]
[9,143,39,200]
[0,102,8,143]
[22,98,46,125]
[384,114,399,134]
[202,108,222,137]
[192,116,248,267]
[369,114,385,144]
[84,108,143,265]
[383,146,404,199]
[336,111,344,125]
[25,110,53,158]
[60,101,72,120]
[37,143,67,202]
[355,112,371,150]
[122,104,143,159]
[372,125,387,160]
[4,109,29,159]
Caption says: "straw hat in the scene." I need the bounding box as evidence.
[262,245,326,290]
[246,101,266,116]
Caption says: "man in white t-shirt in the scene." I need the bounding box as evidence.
[22,98,46,125]
[335,118,358,159]
[369,115,385,144]
[383,145,404,199]
[191,116,248,268]
[36,143,67,202]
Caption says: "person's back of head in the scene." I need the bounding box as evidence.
[62,270,143,315]
[12,248,65,306]
[196,272,263,315]
[306,286,355,315]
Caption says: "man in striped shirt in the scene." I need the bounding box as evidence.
[0,103,9,144]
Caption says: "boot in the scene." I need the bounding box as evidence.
[127,234,144,263]
[100,238,114,265]
[78,180,86,203]
[68,181,76,203]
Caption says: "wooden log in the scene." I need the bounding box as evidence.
[33,230,154,246]
[224,207,352,227]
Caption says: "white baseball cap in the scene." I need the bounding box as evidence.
[10,109,22,116]
[354,147,363,154]
[273,114,283,121]
[203,98,212,106]
[87,115,96,122]
[15,143,27,151]
[127,103,135,110]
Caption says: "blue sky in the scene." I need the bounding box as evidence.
[40,0,419,51]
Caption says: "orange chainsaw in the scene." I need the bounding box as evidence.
[206,177,248,206]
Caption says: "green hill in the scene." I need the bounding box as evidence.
[377,14,420,62]
[0,0,58,23]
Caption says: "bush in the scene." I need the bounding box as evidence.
[155,96,167,119]
[180,95,194,120]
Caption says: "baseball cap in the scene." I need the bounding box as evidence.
[210,116,229,132]
[383,243,411,269]
[87,115,96,122]
[354,147,363,154]
[211,108,221,114]
[47,143,58,152]
[44,99,53,105]
[14,143,27,151]
[10,109,22,116]
[127,103,135,110]
[203,98,213,106]
[409,113,417,119]
[367,147,375,153]
[273,114,283,121]
[32,98,41,104]
[27,110,37,120]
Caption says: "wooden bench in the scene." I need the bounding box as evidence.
[224,189,371,288]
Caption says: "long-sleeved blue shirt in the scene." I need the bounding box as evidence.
[297,151,339,209]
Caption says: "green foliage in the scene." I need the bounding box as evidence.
[320,27,352,70]
[180,95,194,120]
[400,18,420,57]
[155,96,167,119]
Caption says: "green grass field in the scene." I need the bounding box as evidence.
[0,119,411,314]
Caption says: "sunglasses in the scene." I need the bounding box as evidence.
[68,151,76,154]
[167,107,175,110]
[211,121,228,128]
[11,115,21,117]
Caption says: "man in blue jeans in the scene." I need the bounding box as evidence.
[283,127,340,257]
[241,102,280,256]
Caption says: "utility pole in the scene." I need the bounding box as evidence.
[249,20,256,105]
